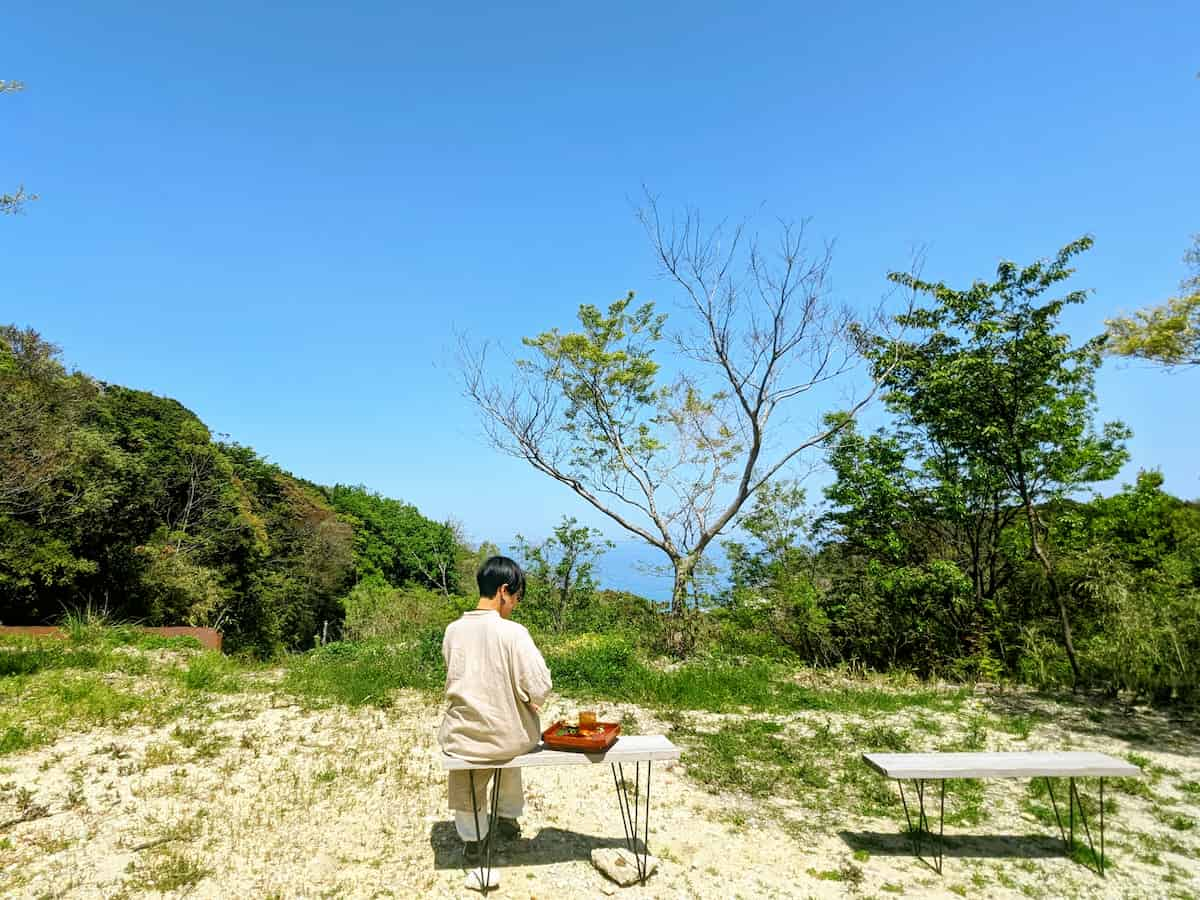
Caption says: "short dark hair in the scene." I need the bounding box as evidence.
[477,556,526,600]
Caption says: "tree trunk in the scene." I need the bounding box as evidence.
[558,560,573,634]
[1021,502,1082,688]
[670,557,695,616]
[663,556,697,657]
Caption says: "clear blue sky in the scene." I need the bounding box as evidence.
[4,2,1198,596]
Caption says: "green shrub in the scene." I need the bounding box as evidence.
[341,578,463,642]
[1016,626,1074,689]
[179,652,242,692]
[542,633,636,695]
[280,636,445,707]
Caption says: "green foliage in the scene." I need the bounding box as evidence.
[0,328,123,613]
[539,630,966,714]
[866,238,1129,684]
[1107,235,1200,368]
[178,652,242,692]
[340,578,466,642]
[520,293,671,470]
[1052,472,1200,698]
[881,237,1129,515]
[0,326,456,655]
[280,637,445,707]
[720,481,831,661]
[541,633,636,694]
[825,559,979,677]
[1108,292,1200,368]
[513,516,613,632]
[328,485,458,593]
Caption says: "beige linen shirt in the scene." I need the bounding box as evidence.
[437,609,553,764]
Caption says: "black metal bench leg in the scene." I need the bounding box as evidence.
[897,778,944,875]
[1100,777,1105,875]
[1044,776,1106,876]
[611,761,654,884]
[467,768,503,894]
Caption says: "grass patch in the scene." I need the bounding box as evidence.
[0,725,44,755]
[672,716,913,822]
[280,636,444,708]
[677,720,833,798]
[132,850,209,892]
[142,741,182,769]
[0,670,155,755]
[544,633,967,715]
[996,714,1033,740]
[0,630,208,756]
[1023,778,1117,832]
[170,725,228,760]
[177,652,244,693]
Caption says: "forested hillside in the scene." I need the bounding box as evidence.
[0,325,461,654]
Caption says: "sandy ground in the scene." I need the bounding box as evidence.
[1,676,1198,899]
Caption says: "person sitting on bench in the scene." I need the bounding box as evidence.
[438,556,553,852]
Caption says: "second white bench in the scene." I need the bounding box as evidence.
[862,750,1142,875]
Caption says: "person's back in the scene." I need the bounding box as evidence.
[438,556,551,852]
[438,609,549,762]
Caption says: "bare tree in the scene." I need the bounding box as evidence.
[1,80,37,215]
[461,197,895,633]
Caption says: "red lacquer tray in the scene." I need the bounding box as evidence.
[541,721,621,752]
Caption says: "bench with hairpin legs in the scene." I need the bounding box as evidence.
[863,751,1142,876]
[441,735,681,894]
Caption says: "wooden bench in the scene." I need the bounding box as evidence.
[440,735,681,892]
[862,751,1142,875]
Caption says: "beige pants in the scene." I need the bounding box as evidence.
[448,768,524,840]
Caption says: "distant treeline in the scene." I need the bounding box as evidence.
[4,322,1199,699]
[0,325,471,655]
[715,464,1200,702]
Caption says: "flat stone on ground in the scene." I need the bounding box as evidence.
[591,847,659,886]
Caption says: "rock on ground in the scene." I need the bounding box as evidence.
[591,847,659,886]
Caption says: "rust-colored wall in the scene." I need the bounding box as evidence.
[0,625,222,652]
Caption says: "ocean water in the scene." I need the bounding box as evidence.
[503,539,730,604]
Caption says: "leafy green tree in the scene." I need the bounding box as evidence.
[878,237,1130,685]
[0,327,111,520]
[722,481,831,660]
[1106,235,1200,368]
[221,446,355,650]
[1053,472,1200,698]
[455,537,499,598]
[462,200,875,635]
[0,328,124,618]
[822,421,921,566]
[327,485,457,592]
[514,517,613,632]
[823,416,1020,620]
[86,387,250,626]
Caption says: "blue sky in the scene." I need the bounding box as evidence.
[4,2,1198,596]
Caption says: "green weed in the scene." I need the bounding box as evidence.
[133,850,209,892]
[280,637,443,707]
[178,652,243,692]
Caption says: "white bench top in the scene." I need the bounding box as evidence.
[863,751,1142,780]
[440,735,681,771]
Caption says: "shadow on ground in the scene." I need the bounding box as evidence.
[840,830,1066,860]
[979,689,1200,756]
[429,821,633,869]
